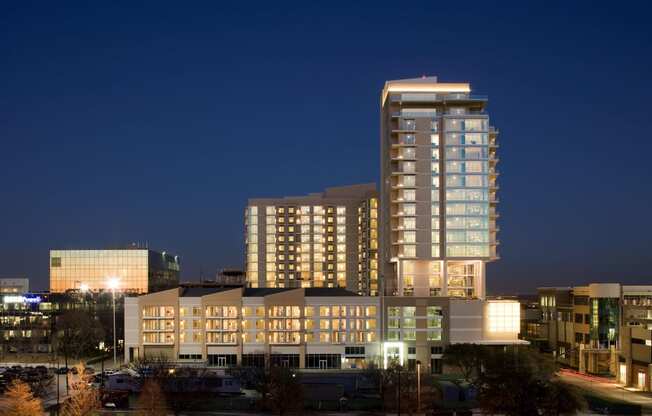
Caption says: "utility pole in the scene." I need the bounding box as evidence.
[417,361,421,412]
[397,367,401,416]
[112,287,117,366]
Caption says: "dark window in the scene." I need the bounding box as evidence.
[575,333,583,343]
[179,354,203,360]
[632,338,646,345]
[431,346,443,355]
[431,358,442,374]
[51,257,61,267]
[345,346,365,356]
[407,358,416,371]
[270,354,300,368]
[574,296,589,305]
[408,347,416,355]
[584,334,590,344]
[575,314,583,324]
[584,314,590,324]
[305,354,341,369]
[242,354,265,368]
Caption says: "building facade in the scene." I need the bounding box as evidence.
[124,286,522,373]
[619,285,652,391]
[0,291,125,357]
[125,287,381,369]
[0,278,29,294]
[380,77,499,298]
[245,184,379,295]
[50,248,180,294]
[533,283,652,390]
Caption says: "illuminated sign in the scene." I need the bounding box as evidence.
[3,295,42,304]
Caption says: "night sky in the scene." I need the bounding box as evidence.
[2,1,651,294]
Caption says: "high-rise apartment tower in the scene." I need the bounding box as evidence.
[380,76,499,298]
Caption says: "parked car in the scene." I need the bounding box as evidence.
[56,367,69,374]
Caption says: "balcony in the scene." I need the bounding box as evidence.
[445,93,488,101]
[392,120,417,132]
[392,110,438,118]
[391,149,417,161]
[390,93,438,103]
[393,134,416,147]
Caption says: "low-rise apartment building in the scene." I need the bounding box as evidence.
[124,286,523,373]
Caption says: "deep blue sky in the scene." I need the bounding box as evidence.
[2,1,651,294]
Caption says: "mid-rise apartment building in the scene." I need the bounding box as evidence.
[245,184,379,295]
[50,248,180,294]
[533,283,652,391]
[124,286,523,372]
[380,76,499,298]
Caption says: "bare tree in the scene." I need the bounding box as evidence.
[442,343,485,383]
[136,379,169,416]
[61,363,100,416]
[267,366,303,416]
[128,353,173,379]
[0,379,43,416]
[55,310,104,368]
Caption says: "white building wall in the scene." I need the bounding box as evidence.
[124,297,140,363]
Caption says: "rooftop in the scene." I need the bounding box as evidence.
[382,76,471,104]
[177,286,361,298]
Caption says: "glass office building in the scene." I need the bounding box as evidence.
[49,249,180,294]
[380,77,499,298]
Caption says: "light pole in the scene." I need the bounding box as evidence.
[417,360,421,412]
[107,277,120,367]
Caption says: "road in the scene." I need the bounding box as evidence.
[559,369,652,414]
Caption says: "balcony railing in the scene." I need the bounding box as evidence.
[390,93,488,103]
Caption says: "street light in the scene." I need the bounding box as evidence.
[107,277,120,366]
[417,360,422,412]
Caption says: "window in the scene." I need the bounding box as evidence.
[403,330,416,340]
[345,346,365,355]
[305,354,341,369]
[178,354,202,360]
[51,257,61,267]
[270,354,300,368]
